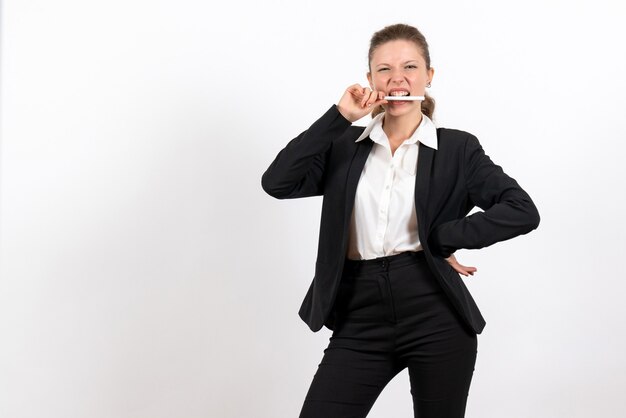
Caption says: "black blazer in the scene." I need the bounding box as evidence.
[261,105,540,334]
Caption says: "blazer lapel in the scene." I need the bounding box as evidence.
[415,142,435,229]
[343,139,373,227]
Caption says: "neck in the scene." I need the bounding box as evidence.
[382,109,423,143]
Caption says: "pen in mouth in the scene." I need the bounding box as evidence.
[384,95,425,101]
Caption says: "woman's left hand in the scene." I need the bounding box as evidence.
[445,254,477,277]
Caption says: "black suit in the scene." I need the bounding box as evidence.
[262,105,540,334]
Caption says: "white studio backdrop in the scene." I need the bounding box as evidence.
[1,0,625,417]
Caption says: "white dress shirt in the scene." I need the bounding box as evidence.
[346,112,438,260]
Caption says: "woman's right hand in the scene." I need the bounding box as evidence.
[337,84,388,122]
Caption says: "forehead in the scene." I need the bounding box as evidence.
[370,39,425,64]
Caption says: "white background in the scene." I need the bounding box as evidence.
[1,1,625,417]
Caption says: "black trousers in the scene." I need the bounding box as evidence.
[299,251,478,418]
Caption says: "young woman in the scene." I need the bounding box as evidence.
[262,23,539,418]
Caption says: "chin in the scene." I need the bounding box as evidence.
[384,104,421,117]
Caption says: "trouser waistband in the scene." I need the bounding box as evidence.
[343,251,426,276]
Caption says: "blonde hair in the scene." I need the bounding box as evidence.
[368,23,435,119]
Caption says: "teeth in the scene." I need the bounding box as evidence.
[390,91,409,96]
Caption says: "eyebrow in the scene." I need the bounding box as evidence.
[375,60,419,67]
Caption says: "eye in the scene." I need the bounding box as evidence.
[405,65,418,69]
[377,67,390,72]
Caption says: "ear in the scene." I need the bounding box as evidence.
[427,67,435,84]
[366,72,374,89]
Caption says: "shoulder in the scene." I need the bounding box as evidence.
[435,127,481,152]
[436,127,477,142]
[335,126,366,146]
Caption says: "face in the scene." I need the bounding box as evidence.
[367,39,434,118]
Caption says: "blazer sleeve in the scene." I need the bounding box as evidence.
[261,105,352,199]
[429,134,540,257]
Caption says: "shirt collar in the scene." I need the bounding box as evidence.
[355,112,438,150]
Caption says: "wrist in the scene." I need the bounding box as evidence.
[335,104,357,123]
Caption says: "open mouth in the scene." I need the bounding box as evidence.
[388,90,410,97]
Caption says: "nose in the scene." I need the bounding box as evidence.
[389,68,406,84]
